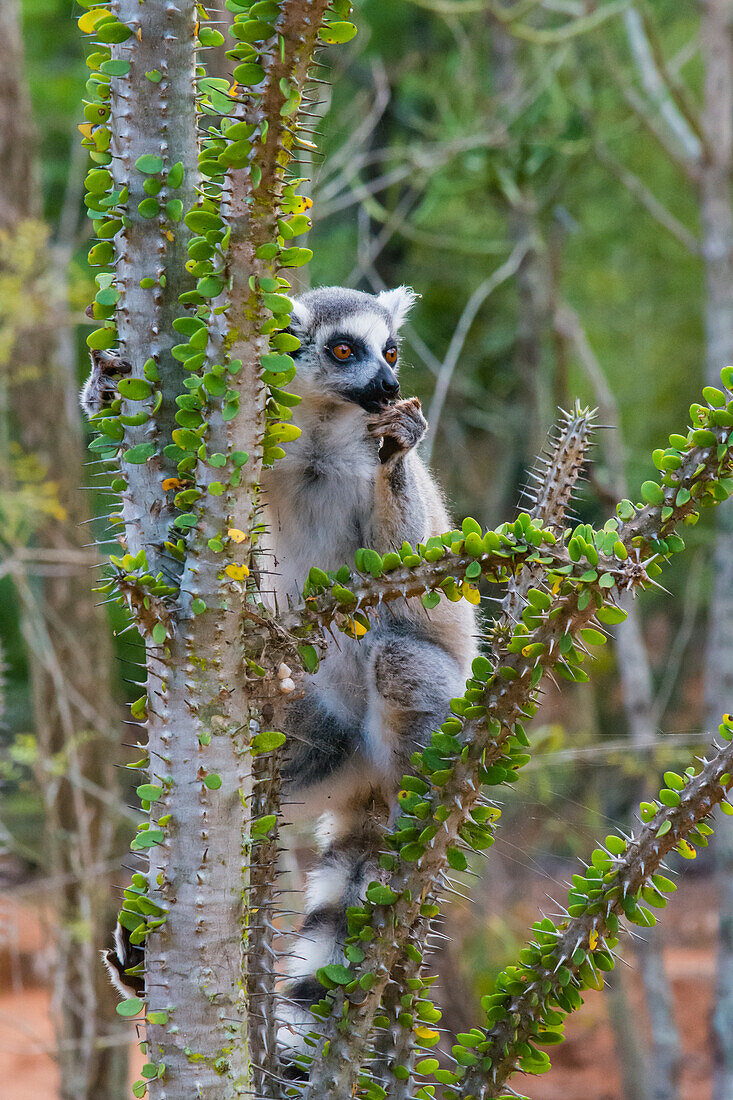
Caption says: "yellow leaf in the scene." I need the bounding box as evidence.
[227,528,248,543]
[229,82,240,98]
[78,8,108,33]
[162,477,183,491]
[347,617,368,637]
[225,563,250,581]
[588,929,598,950]
[165,230,174,242]
[461,581,481,605]
[677,839,696,859]
[415,1027,439,1042]
[551,577,561,595]
[78,123,94,139]
[136,26,142,40]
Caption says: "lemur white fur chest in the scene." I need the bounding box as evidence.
[260,400,378,612]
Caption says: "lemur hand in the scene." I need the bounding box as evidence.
[367,397,427,465]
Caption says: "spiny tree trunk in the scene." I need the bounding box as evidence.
[82,0,334,1094]
[80,3,733,1098]
[1,1,127,1096]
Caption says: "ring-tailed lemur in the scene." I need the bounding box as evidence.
[90,286,477,1060]
[258,287,476,1059]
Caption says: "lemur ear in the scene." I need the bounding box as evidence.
[289,298,313,335]
[376,286,418,331]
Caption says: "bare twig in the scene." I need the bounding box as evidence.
[425,238,532,462]
[594,138,700,254]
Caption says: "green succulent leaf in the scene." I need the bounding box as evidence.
[135,153,164,174]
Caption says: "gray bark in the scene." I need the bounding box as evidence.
[638,930,683,1100]
[605,968,649,1100]
[108,3,255,1095]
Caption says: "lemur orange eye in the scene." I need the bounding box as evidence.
[384,346,398,366]
[332,343,352,361]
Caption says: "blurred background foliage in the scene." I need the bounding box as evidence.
[1,0,729,1096]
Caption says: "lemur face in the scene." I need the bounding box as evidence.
[288,286,417,413]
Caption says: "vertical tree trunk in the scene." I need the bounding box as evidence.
[91,0,330,1092]
[103,4,255,1094]
[1,1,128,1096]
[701,5,733,1097]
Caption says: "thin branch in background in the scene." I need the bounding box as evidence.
[553,302,625,488]
[651,553,704,728]
[348,187,422,286]
[425,238,532,462]
[314,58,390,185]
[598,37,700,182]
[593,138,700,255]
[316,131,507,219]
[668,31,700,79]
[622,6,702,162]
[636,3,708,151]
[404,0,630,44]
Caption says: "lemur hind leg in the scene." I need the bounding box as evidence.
[282,686,360,790]
[365,624,466,790]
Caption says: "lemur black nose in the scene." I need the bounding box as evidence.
[378,368,400,400]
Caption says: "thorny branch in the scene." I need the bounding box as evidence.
[460,728,733,1098]
[299,406,733,1098]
